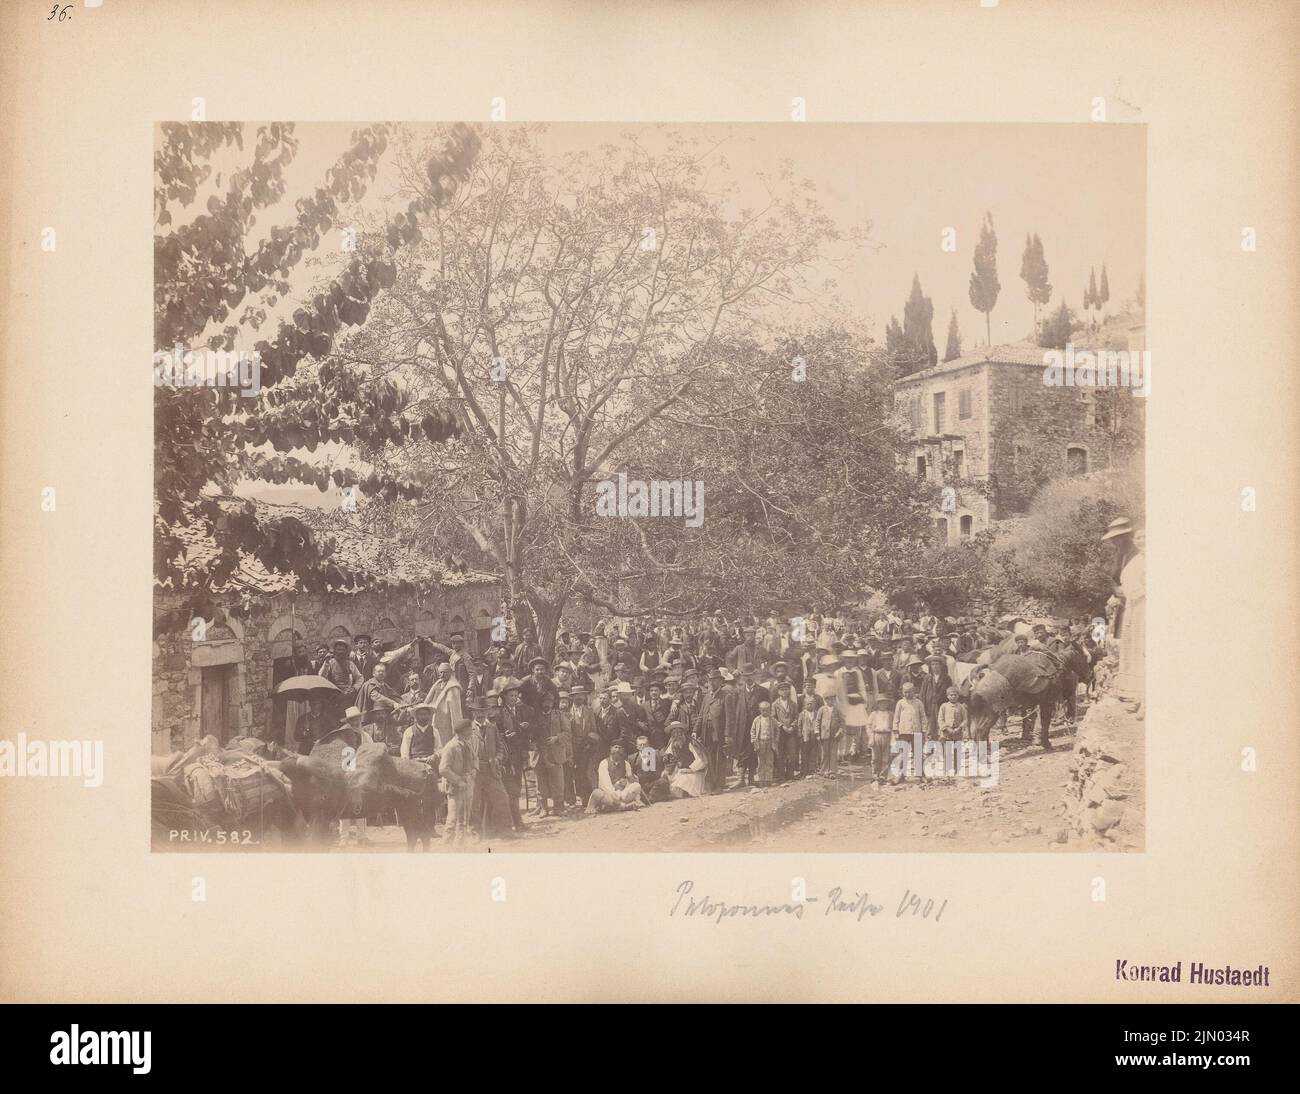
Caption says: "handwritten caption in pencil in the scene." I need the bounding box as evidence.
[669,879,948,926]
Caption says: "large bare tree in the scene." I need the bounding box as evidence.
[344,124,846,653]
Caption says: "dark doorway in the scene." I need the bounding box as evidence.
[200,665,236,744]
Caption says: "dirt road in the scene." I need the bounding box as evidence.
[345,714,1082,853]
[748,737,1076,853]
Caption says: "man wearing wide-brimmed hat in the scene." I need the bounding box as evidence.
[468,692,513,840]
[317,706,374,846]
[566,684,600,805]
[1102,515,1145,711]
[438,717,478,846]
[702,667,735,792]
[496,677,530,832]
[319,638,364,722]
[520,655,558,713]
[398,701,441,850]
[400,702,439,763]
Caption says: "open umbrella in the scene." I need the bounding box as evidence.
[275,675,340,703]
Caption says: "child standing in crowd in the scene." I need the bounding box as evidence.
[893,681,927,780]
[749,701,775,786]
[867,694,894,783]
[798,693,822,777]
[817,692,841,777]
[937,685,967,776]
[772,682,799,781]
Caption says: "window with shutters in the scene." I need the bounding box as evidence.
[933,391,946,434]
[953,448,964,480]
[909,398,922,436]
[958,387,972,419]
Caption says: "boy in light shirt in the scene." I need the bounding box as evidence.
[866,694,895,783]
[937,685,967,776]
[893,681,927,780]
[749,701,776,786]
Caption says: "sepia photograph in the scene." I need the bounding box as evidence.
[152,121,1146,854]
[2,0,1297,1028]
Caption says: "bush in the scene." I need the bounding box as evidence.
[983,468,1143,614]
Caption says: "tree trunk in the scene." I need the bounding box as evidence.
[526,592,566,663]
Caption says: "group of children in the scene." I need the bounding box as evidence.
[734,679,977,788]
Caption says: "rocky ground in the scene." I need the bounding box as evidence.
[335,694,1144,853]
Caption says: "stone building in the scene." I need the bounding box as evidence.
[152,498,500,755]
[894,333,1144,544]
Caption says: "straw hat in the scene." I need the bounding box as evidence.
[1102,516,1135,541]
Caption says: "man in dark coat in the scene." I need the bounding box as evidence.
[602,684,650,754]
[496,679,531,832]
[702,670,734,792]
[918,655,952,738]
[520,657,559,713]
[319,639,364,724]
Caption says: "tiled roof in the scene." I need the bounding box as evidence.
[896,341,1050,383]
[156,497,498,596]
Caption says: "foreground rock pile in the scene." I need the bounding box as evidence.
[1061,695,1144,850]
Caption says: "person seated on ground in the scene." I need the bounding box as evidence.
[586,744,648,813]
[630,733,662,800]
[665,725,708,799]
[647,757,677,803]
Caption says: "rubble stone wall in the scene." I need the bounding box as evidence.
[1061,693,1144,851]
[152,583,501,754]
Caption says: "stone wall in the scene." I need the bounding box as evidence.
[899,363,991,468]
[1060,693,1144,851]
[152,581,502,754]
[985,365,1121,519]
[894,356,1142,534]
[896,363,992,541]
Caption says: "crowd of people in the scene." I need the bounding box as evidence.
[268,605,1110,846]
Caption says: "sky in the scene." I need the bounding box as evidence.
[172,121,1145,506]
[220,120,1146,346]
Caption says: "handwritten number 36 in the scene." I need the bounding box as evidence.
[49,5,74,20]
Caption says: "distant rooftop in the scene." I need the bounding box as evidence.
[897,305,1145,384]
[896,341,1050,383]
